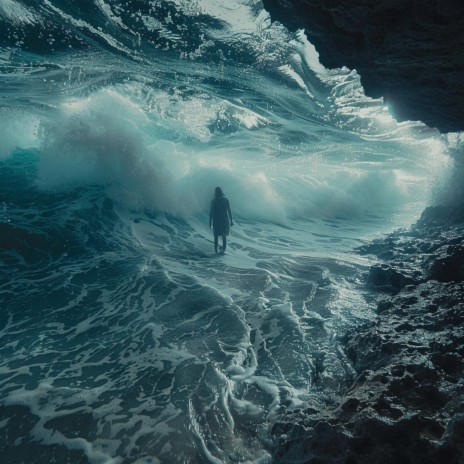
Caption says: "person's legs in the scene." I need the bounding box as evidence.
[222,235,227,253]
[214,235,219,253]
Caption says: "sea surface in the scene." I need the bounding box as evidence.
[0,1,455,463]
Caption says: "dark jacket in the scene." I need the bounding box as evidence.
[210,196,232,236]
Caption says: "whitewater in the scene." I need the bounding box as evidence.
[0,0,455,463]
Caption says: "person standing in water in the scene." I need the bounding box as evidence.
[209,187,233,254]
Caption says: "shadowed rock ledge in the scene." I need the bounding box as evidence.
[262,0,464,133]
[271,206,464,463]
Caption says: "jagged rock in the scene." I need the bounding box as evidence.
[272,217,464,463]
[366,264,418,293]
[262,0,464,132]
[429,245,464,282]
[416,205,464,229]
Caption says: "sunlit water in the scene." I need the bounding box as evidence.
[0,1,454,462]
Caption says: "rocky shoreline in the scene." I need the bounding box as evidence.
[272,205,464,463]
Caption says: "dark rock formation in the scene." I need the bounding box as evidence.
[262,0,464,132]
[366,264,420,294]
[358,205,464,285]
[272,207,464,463]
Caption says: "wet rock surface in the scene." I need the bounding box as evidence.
[262,0,464,132]
[272,206,464,463]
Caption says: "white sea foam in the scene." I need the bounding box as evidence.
[0,108,40,157]
[0,0,37,25]
[29,82,449,227]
